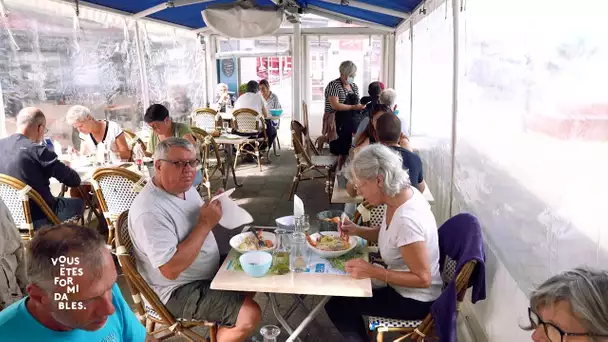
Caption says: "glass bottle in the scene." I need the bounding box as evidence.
[290,215,309,273]
[273,228,290,275]
[260,325,280,342]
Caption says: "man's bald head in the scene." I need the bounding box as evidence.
[17,107,45,128]
[16,107,46,142]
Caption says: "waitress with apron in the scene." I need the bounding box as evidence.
[323,61,366,169]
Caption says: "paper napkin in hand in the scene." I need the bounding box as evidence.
[210,188,253,229]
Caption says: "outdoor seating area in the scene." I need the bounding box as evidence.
[1,0,608,342]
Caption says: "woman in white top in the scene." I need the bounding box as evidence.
[66,105,130,160]
[325,144,442,341]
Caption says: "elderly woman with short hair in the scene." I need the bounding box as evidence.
[325,144,442,341]
[66,105,130,160]
[323,60,366,169]
[525,267,608,341]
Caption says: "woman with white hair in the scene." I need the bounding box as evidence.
[525,267,608,341]
[325,144,441,341]
[323,60,366,169]
[66,105,130,160]
[212,83,234,112]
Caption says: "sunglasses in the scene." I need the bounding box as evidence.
[528,308,608,342]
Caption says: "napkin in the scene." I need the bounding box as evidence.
[294,195,304,217]
[211,188,253,229]
[356,203,371,223]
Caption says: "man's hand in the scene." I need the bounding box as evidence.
[145,334,160,342]
[198,200,222,230]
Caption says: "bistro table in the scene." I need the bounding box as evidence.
[218,110,284,157]
[214,135,250,188]
[211,226,372,342]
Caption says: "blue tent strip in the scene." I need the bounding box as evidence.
[82,0,424,30]
[306,0,403,28]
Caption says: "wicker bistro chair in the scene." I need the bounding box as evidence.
[191,108,220,132]
[91,167,146,248]
[114,211,218,341]
[191,127,226,199]
[289,121,337,202]
[0,174,62,240]
[302,101,320,156]
[367,215,483,341]
[232,108,269,172]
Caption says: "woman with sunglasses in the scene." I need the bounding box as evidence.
[525,267,608,342]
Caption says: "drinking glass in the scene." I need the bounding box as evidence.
[295,214,310,232]
[260,325,280,342]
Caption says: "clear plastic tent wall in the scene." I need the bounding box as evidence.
[140,22,206,124]
[398,0,608,296]
[0,0,205,145]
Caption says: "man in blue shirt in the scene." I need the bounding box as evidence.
[0,223,157,342]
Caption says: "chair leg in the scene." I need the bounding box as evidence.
[255,145,262,172]
[145,319,155,332]
[209,323,218,342]
[233,146,240,169]
[289,169,301,201]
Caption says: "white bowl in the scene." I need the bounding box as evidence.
[306,231,359,259]
[230,231,276,254]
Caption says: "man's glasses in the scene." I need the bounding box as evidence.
[528,308,608,342]
[159,159,200,169]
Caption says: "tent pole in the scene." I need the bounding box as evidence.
[408,20,414,137]
[387,33,396,89]
[292,20,302,122]
[134,21,150,112]
[0,77,6,137]
[449,0,460,216]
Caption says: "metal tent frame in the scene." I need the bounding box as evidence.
[40,0,423,121]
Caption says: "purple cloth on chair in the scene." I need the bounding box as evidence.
[430,213,486,342]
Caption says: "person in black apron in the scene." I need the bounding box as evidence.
[330,92,360,167]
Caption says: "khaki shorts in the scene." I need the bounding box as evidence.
[165,280,246,327]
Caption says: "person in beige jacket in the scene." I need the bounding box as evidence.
[0,198,27,310]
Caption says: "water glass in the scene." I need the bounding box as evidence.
[295,214,310,233]
[260,325,280,342]
[289,231,308,273]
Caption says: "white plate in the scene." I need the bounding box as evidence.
[211,188,253,229]
[306,231,359,259]
[230,231,276,254]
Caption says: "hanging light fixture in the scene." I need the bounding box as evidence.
[202,0,283,39]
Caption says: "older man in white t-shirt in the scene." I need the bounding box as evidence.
[128,137,261,341]
[234,80,277,149]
